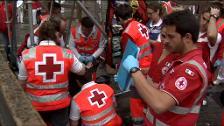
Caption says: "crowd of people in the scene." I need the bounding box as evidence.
[1,0,224,126]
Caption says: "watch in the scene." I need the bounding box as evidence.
[211,14,218,19]
[130,67,140,73]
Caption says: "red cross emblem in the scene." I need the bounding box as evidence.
[175,77,188,90]
[35,54,64,83]
[88,89,107,108]
[138,24,149,39]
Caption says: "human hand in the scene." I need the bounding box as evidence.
[210,7,220,17]
[86,62,93,69]
[122,55,139,72]
[86,56,95,63]
[79,56,87,63]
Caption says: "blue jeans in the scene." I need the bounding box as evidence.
[0,32,10,60]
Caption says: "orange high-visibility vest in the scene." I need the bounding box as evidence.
[73,83,122,126]
[22,43,75,111]
[71,24,102,55]
[122,20,152,68]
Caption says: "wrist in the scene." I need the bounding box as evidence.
[210,14,218,19]
[130,67,141,73]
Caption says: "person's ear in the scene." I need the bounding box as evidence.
[184,33,192,41]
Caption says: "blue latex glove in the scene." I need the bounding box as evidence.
[122,55,139,72]
[86,56,95,63]
[79,56,87,63]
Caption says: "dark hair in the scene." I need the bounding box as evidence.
[48,2,61,13]
[39,21,57,42]
[49,15,66,32]
[211,1,224,17]
[115,4,133,20]
[200,5,210,14]
[147,2,164,16]
[162,10,199,42]
[80,16,94,28]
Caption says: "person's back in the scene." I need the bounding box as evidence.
[115,4,152,70]
[22,43,76,110]
[18,20,85,126]
[70,81,122,126]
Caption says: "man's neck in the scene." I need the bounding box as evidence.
[181,44,197,55]
[124,18,133,24]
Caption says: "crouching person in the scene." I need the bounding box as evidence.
[69,79,122,126]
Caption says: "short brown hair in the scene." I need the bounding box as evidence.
[39,21,57,43]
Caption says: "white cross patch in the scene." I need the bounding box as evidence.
[138,24,149,39]
[35,53,64,83]
[175,77,188,90]
[88,89,107,108]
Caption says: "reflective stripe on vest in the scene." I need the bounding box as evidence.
[144,108,168,126]
[82,106,114,121]
[132,117,144,122]
[23,48,36,60]
[26,81,68,89]
[169,105,200,115]
[139,49,152,59]
[83,113,116,126]
[138,40,152,59]
[28,92,69,102]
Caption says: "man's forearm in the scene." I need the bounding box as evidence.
[131,71,176,114]
[92,47,104,58]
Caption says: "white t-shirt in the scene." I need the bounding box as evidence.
[197,32,222,61]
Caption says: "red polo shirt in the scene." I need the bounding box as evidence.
[146,49,210,126]
[148,42,179,84]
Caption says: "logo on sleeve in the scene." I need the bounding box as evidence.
[185,69,195,76]
[138,24,149,39]
[175,77,188,90]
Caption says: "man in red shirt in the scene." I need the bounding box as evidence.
[122,10,209,125]
[148,27,179,88]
